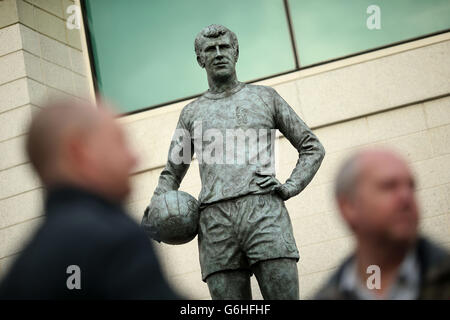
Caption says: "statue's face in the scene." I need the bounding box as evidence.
[198,34,237,79]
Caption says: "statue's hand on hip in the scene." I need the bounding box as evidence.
[255,171,290,201]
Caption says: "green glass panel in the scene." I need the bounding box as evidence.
[85,0,295,113]
[288,0,450,66]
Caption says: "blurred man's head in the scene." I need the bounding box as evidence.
[26,98,137,202]
[334,148,419,248]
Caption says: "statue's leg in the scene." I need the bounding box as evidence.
[242,194,300,299]
[206,269,252,300]
[199,201,251,299]
[251,258,299,300]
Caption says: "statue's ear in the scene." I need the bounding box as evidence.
[196,55,205,68]
[234,47,239,63]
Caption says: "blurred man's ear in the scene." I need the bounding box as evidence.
[67,132,98,176]
[67,136,86,168]
[338,197,358,233]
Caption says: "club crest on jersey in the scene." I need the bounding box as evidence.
[235,105,248,125]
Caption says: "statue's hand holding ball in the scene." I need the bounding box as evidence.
[142,191,200,245]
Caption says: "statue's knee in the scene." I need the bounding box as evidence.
[253,258,298,276]
[206,270,252,299]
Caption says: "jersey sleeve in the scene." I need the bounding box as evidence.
[153,109,194,196]
[272,89,325,198]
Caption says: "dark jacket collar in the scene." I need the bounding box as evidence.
[44,184,122,215]
[315,237,450,299]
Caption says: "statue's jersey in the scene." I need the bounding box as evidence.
[153,82,325,208]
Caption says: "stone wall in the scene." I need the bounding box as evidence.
[0,0,448,300]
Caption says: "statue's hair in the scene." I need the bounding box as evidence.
[194,24,239,59]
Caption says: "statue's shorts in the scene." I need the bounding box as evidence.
[198,192,300,282]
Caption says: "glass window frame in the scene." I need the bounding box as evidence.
[80,0,450,116]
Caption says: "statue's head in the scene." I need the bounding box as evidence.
[194,24,239,79]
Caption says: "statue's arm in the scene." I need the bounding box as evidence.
[273,90,325,200]
[142,115,193,229]
[153,117,194,196]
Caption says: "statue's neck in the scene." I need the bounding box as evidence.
[207,72,239,94]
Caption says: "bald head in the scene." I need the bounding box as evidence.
[334,148,411,200]
[26,98,137,202]
[334,148,419,245]
[26,99,101,183]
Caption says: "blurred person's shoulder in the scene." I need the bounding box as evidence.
[55,195,140,238]
[313,255,355,300]
[313,237,450,300]
[39,186,148,253]
[417,237,450,299]
[0,187,158,299]
[417,236,450,265]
